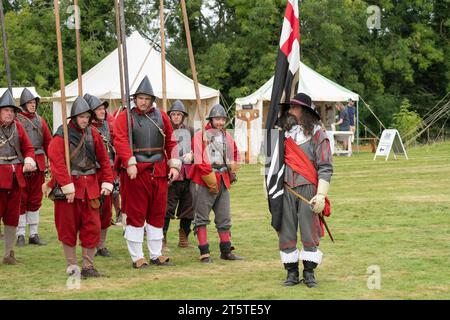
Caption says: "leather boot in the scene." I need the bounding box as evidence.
[16,235,26,247]
[219,242,243,261]
[178,228,194,248]
[29,234,46,246]
[283,262,300,286]
[302,260,318,288]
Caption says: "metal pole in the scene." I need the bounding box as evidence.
[160,0,167,112]
[0,1,12,93]
[118,0,133,147]
[53,0,71,174]
[74,0,83,96]
[114,0,126,117]
[180,0,204,136]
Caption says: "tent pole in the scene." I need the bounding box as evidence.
[356,98,360,153]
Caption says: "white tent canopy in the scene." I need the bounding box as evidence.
[0,87,40,101]
[52,31,220,132]
[234,61,359,161]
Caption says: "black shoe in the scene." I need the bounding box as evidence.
[80,267,104,279]
[150,256,175,266]
[95,247,111,257]
[29,234,46,246]
[283,262,300,286]
[16,235,26,247]
[220,251,244,260]
[302,261,318,288]
[199,254,213,263]
[219,244,243,261]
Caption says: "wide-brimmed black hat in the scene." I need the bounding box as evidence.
[280,92,320,119]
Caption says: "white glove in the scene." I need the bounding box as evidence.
[310,179,330,214]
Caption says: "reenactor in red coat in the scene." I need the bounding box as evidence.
[163,100,195,251]
[15,88,52,247]
[47,96,114,278]
[84,93,115,257]
[0,89,36,265]
[114,76,181,269]
[189,104,243,263]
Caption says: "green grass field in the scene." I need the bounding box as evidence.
[1,142,449,300]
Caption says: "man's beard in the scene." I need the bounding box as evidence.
[279,113,298,131]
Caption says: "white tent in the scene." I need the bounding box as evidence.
[234,61,359,161]
[52,31,220,132]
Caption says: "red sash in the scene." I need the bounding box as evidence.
[284,136,331,219]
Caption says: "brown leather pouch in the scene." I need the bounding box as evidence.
[90,198,100,209]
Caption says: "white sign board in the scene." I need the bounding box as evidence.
[374,129,408,161]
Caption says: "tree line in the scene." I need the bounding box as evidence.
[1,0,449,138]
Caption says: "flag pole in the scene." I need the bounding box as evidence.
[180,0,204,137]
[74,0,83,96]
[0,1,12,93]
[160,0,167,112]
[118,0,133,148]
[53,0,71,175]
[114,0,126,117]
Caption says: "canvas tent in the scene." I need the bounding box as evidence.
[0,87,40,104]
[234,61,359,161]
[52,31,220,132]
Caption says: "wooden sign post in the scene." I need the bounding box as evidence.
[236,108,259,164]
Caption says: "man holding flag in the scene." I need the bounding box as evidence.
[264,0,333,288]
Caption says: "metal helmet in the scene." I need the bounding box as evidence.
[206,104,228,120]
[20,88,40,111]
[83,93,109,111]
[68,96,92,119]
[168,100,188,117]
[0,90,20,112]
[133,76,155,98]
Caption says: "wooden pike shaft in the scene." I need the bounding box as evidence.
[118,0,133,147]
[180,0,204,136]
[74,0,82,96]
[284,183,335,243]
[160,0,167,112]
[0,1,12,92]
[53,0,71,174]
[114,0,126,117]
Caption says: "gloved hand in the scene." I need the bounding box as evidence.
[228,162,240,174]
[201,172,219,194]
[310,179,330,214]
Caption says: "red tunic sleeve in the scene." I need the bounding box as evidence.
[113,110,133,166]
[47,135,73,188]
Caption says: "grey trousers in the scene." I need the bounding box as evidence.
[278,184,321,254]
[190,178,231,231]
